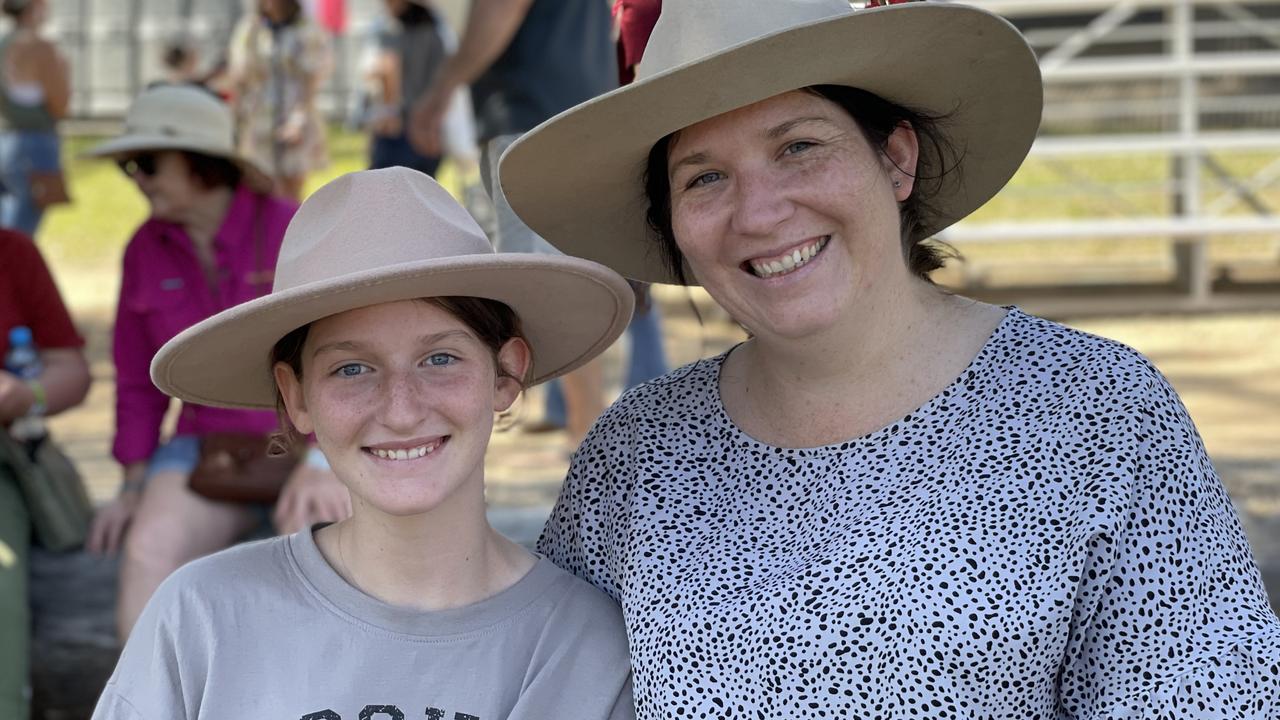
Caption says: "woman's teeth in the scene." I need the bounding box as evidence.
[370,443,437,461]
[749,236,829,279]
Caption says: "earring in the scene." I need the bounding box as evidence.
[892,179,902,188]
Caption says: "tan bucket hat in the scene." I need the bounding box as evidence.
[150,167,635,410]
[85,84,273,193]
[498,0,1043,285]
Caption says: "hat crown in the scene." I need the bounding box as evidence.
[273,168,493,293]
[123,85,234,151]
[637,0,852,81]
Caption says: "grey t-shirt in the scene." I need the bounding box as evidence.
[93,529,634,720]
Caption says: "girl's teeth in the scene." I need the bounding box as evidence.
[372,443,436,460]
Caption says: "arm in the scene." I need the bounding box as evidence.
[276,25,331,144]
[35,40,70,119]
[408,0,535,156]
[1057,369,1280,717]
[0,235,88,422]
[0,348,90,422]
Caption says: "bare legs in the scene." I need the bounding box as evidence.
[116,469,258,639]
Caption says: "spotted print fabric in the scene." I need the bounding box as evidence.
[538,308,1280,719]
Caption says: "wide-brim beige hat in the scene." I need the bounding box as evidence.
[499,0,1043,285]
[150,167,635,410]
[85,84,274,193]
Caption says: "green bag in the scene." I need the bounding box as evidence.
[0,432,92,552]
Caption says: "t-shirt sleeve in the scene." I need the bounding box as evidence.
[1057,367,1280,717]
[537,398,635,602]
[91,576,191,720]
[8,233,82,350]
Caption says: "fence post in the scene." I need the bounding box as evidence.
[1171,0,1211,304]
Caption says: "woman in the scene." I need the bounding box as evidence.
[93,167,635,719]
[497,0,1280,716]
[0,229,89,720]
[0,0,70,237]
[227,0,331,200]
[84,84,349,640]
[364,0,478,178]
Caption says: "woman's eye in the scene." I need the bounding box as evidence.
[686,171,723,189]
[334,363,368,378]
[784,140,814,155]
[425,353,457,367]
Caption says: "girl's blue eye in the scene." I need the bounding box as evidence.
[687,171,723,189]
[784,140,814,155]
[335,363,367,378]
[425,353,457,367]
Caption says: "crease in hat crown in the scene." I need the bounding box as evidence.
[272,167,495,294]
[637,0,852,81]
[122,85,232,147]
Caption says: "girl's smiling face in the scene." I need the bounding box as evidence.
[274,299,529,519]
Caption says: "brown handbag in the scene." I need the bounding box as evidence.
[29,169,71,209]
[187,432,301,504]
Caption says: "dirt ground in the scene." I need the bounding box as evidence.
[42,266,1280,581]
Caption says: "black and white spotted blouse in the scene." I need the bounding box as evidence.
[538,308,1280,719]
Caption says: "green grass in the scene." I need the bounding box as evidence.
[35,129,1280,273]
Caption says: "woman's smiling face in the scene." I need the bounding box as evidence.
[274,299,528,519]
[666,90,919,341]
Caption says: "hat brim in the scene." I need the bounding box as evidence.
[151,253,635,410]
[85,134,275,194]
[499,3,1042,285]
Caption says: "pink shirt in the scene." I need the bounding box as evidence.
[112,186,298,466]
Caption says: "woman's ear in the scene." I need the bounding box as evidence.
[493,337,532,413]
[273,361,314,435]
[881,121,920,202]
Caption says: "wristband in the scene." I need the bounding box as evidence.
[25,379,46,416]
[305,445,330,470]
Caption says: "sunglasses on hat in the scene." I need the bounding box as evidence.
[116,153,158,178]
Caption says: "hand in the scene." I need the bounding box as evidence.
[408,80,454,158]
[369,112,403,138]
[87,490,143,555]
[273,462,351,535]
[276,109,307,145]
[0,370,35,424]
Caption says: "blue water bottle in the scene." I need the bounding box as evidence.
[5,325,46,441]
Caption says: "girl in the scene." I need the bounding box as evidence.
[92,167,636,719]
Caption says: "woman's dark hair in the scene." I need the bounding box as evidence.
[179,151,243,190]
[397,2,437,28]
[162,41,193,71]
[269,297,529,449]
[643,85,959,284]
[1,0,29,19]
[260,0,303,27]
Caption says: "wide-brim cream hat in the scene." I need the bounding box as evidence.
[498,0,1043,285]
[85,84,274,193]
[150,167,635,410]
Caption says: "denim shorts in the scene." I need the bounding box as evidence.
[144,435,201,480]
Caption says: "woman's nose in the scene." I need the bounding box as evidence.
[729,167,793,237]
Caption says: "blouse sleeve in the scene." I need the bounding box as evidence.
[537,398,637,603]
[110,241,169,466]
[1057,369,1280,718]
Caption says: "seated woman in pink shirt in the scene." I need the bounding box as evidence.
[84,84,350,640]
